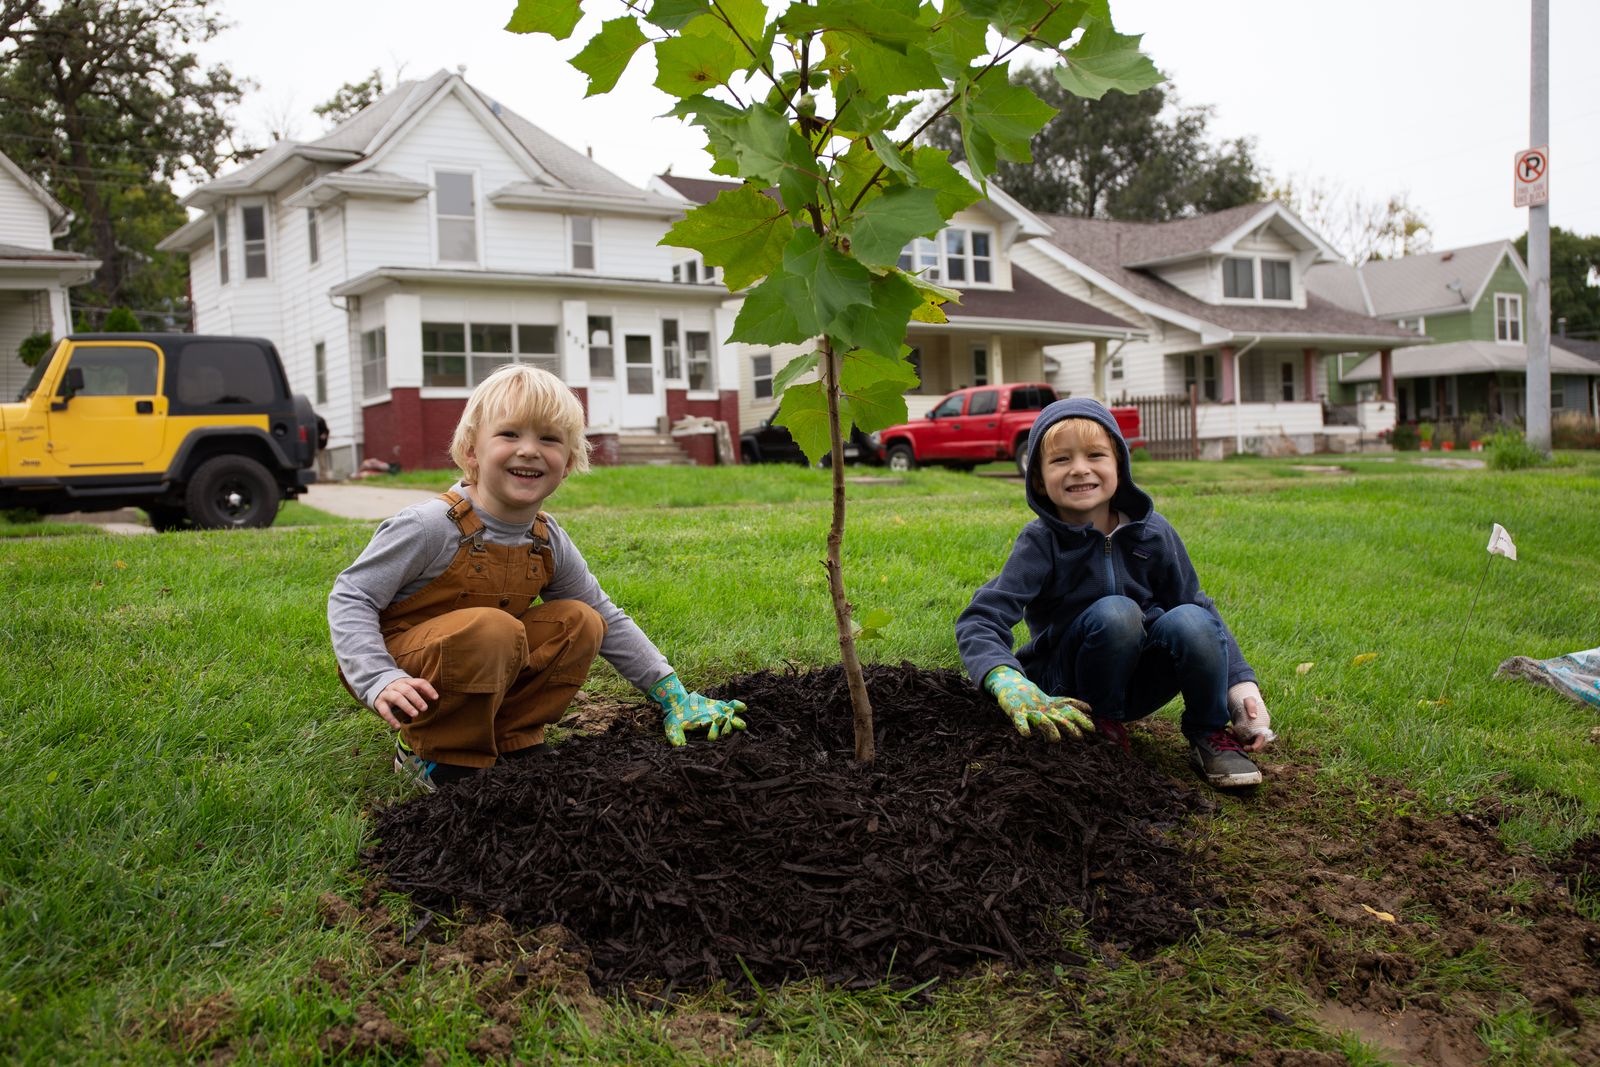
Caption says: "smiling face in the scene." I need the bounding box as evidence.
[464,414,573,524]
[1038,418,1120,531]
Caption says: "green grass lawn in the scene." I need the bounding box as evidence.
[3,457,1598,1061]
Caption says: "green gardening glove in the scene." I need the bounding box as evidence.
[649,672,748,747]
[984,665,1093,742]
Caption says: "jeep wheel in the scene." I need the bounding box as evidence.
[886,444,917,472]
[185,456,280,529]
[144,505,190,532]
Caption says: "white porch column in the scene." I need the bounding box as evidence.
[1092,338,1108,401]
[383,293,422,389]
[50,288,72,336]
[714,305,740,393]
[561,299,590,389]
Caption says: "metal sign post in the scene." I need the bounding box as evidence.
[1525,0,1551,454]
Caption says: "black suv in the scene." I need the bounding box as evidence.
[740,412,881,466]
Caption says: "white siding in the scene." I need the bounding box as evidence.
[1011,242,1147,327]
[0,290,48,400]
[0,168,52,248]
[1236,227,1298,255]
[1149,258,1214,303]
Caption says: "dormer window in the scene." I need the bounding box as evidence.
[1262,259,1291,300]
[433,170,478,263]
[898,226,995,286]
[1222,256,1293,302]
[1223,257,1254,299]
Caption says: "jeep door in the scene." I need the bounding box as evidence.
[46,341,167,471]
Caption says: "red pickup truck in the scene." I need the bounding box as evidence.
[871,383,1143,476]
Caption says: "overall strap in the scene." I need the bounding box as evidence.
[439,490,487,553]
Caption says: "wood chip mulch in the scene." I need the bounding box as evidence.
[366,664,1218,990]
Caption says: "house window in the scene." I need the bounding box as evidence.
[1184,353,1219,402]
[898,237,941,282]
[307,208,320,265]
[421,322,468,387]
[898,227,994,285]
[588,316,614,379]
[1110,355,1124,382]
[685,330,712,391]
[434,170,478,262]
[1262,259,1292,301]
[571,216,595,270]
[241,205,268,278]
[662,319,682,380]
[1495,293,1523,342]
[971,345,988,386]
[1397,316,1426,333]
[469,323,515,386]
[517,325,560,377]
[752,353,773,399]
[1280,361,1295,402]
[215,213,229,285]
[313,342,327,404]
[1222,257,1254,299]
[360,327,387,399]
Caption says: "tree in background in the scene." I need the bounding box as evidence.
[0,0,246,320]
[314,68,388,127]
[921,66,1261,220]
[1269,175,1431,266]
[1516,227,1600,341]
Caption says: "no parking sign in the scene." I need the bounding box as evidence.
[1514,145,1549,207]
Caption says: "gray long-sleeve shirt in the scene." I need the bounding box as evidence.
[328,485,672,708]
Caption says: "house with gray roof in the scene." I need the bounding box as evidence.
[159,70,739,474]
[0,150,99,402]
[1011,202,1425,455]
[1306,241,1599,426]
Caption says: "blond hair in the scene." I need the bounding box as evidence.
[449,364,591,478]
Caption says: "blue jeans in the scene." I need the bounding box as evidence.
[1033,596,1228,741]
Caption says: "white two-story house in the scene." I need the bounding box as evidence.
[158,70,741,475]
[0,150,99,402]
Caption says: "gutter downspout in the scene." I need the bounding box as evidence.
[1231,334,1261,456]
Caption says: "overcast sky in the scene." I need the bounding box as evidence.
[201,0,1599,253]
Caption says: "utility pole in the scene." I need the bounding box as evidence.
[1526,0,1552,453]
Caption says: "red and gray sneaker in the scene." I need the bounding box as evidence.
[1094,717,1131,754]
[1189,729,1262,788]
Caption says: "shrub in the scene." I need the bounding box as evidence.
[1389,423,1419,451]
[1485,428,1545,470]
[102,307,140,332]
[17,331,52,368]
[1416,421,1435,445]
[1552,411,1600,450]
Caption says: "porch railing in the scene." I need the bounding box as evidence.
[1121,388,1199,460]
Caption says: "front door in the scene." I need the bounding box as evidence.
[620,333,659,429]
[46,341,167,471]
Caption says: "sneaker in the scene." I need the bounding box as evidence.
[1189,729,1263,788]
[393,737,438,793]
[1094,717,1131,754]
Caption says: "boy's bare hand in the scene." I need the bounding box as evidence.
[1227,681,1275,751]
[374,677,438,730]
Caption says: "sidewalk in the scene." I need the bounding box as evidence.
[299,482,437,521]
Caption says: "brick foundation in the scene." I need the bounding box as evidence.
[665,388,740,466]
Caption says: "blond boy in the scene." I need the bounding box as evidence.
[329,365,744,790]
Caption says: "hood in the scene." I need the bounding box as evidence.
[1024,397,1152,530]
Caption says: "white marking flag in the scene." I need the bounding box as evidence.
[1487,523,1518,560]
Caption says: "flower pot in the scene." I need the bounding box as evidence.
[1419,442,1432,451]
[1440,441,1455,451]
[1470,440,1484,452]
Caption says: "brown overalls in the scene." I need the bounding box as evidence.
[373,490,606,767]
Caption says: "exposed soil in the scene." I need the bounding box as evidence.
[367,664,1218,989]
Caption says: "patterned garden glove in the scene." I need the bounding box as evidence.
[984,665,1093,742]
[649,673,748,747]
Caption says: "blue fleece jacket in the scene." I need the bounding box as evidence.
[955,397,1254,691]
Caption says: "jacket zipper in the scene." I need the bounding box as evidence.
[1103,531,1119,596]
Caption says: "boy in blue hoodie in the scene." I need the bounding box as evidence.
[956,398,1273,788]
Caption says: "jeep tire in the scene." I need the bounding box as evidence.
[185,455,281,529]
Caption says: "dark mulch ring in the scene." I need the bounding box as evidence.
[367,663,1220,990]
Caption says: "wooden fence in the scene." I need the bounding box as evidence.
[1122,388,1199,460]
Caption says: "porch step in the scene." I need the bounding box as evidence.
[615,433,693,466]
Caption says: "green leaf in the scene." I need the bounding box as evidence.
[770,350,820,398]
[959,67,1056,181]
[840,366,910,434]
[782,229,874,335]
[714,0,768,52]
[866,131,916,183]
[655,21,744,96]
[728,270,814,345]
[844,186,942,268]
[571,17,648,97]
[1054,18,1163,100]
[779,0,925,45]
[852,606,894,641]
[924,8,989,80]
[909,146,982,217]
[733,105,820,213]
[833,272,920,359]
[646,0,710,31]
[907,272,961,323]
[505,0,582,39]
[824,33,944,98]
[844,343,920,390]
[661,185,790,291]
[775,379,832,463]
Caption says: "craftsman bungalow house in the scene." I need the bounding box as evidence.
[0,150,98,402]
[159,70,740,476]
[1306,241,1600,423]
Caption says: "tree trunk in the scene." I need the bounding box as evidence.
[820,336,874,763]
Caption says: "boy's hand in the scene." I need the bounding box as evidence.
[984,666,1093,742]
[1228,681,1276,751]
[374,677,438,730]
[649,673,748,747]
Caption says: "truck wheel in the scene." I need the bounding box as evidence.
[144,505,190,532]
[185,455,280,529]
[886,444,917,472]
[1014,438,1032,478]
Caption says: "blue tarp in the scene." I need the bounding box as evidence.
[1496,648,1600,709]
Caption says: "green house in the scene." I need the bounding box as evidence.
[1306,241,1600,424]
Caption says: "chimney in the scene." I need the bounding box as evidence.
[586,146,593,158]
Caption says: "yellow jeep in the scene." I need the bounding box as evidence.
[1,334,319,529]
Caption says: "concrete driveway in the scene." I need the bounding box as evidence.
[47,482,440,534]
